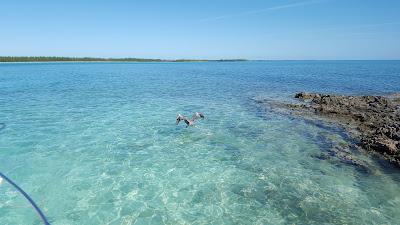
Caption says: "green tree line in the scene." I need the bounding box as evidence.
[0,56,247,62]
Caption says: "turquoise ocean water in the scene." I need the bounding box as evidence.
[0,61,400,224]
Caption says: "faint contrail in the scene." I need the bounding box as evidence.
[198,0,328,22]
[322,22,400,31]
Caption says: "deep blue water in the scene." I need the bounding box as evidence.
[0,61,400,225]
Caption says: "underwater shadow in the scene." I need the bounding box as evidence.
[0,123,5,132]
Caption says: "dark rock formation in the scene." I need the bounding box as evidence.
[291,92,400,167]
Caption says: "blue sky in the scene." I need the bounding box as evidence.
[1,0,400,59]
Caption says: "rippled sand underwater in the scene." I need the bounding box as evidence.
[1,61,400,224]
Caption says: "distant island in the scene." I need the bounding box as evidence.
[0,56,247,62]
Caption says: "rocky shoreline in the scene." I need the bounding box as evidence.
[257,92,400,168]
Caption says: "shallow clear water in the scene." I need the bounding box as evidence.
[0,61,400,225]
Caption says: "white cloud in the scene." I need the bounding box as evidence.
[199,0,328,22]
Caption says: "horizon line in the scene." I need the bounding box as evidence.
[1,56,400,62]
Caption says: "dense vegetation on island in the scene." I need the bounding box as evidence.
[0,56,246,62]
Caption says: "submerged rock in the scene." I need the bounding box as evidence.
[292,92,400,167]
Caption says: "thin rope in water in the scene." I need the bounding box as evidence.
[0,172,50,225]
